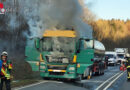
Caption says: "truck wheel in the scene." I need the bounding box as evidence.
[70,79,76,82]
[95,69,100,75]
[43,77,50,80]
[101,69,104,75]
[78,75,83,81]
[98,69,101,75]
[113,63,115,66]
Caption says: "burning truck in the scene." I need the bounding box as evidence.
[25,29,106,80]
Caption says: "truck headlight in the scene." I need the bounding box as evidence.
[40,66,46,69]
[69,67,75,71]
[36,62,40,66]
[62,58,69,63]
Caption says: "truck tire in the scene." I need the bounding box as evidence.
[99,69,102,75]
[101,69,104,75]
[70,79,76,82]
[113,63,115,66]
[43,77,50,80]
[77,74,83,81]
[95,69,101,75]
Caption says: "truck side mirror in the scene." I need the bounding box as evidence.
[35,38,40,50]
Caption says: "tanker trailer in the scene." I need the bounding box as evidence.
[93,40,106,75]
[76,39,106,79]
[25,30,106,80]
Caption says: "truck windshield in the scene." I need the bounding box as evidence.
[85,40,94,49]
[105,54,114,59]
[117,54,124,59]
[80,40,94,49]
[41,37,75,53]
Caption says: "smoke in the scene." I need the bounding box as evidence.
[84,0,97,8]
[0,0,94,78]
[38,0,93,38]
[29,0,92,56]
[17,0,93,38]
[0,0,93,54]
[0,1,29,56]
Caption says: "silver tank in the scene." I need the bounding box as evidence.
[94,40,105,55]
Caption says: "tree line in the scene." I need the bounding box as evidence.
[89,19,130,52]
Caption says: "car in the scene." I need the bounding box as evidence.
[105,51,117,66]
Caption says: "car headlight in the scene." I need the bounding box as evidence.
[69,67,75,71]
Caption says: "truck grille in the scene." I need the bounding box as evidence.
[49,72,65,75]
[47,65,67,70]
[45,56,71,63]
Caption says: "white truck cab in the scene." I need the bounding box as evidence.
[115,48,128,64]
[105,51,117,66]
[116,53,126,64]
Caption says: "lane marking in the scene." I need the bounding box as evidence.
[95,72,120,90]
[81,80,103,83]
[14,80,63,90]
[103,71,125,90]
[14,81,49,90]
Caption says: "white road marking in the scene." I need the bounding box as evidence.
[13,81,49,90]
[103,71,125,90]
[95,72,120,90]
[13,81,63,90]
[81,80,103,83]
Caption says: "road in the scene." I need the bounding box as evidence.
[119,73,130,90]
[14,65,127,90]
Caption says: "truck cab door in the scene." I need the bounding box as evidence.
[76,39,94,74]
[76,39,94,63]
[25,39,41,71]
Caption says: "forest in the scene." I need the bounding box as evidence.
[80,0,130,52]
[90,19,130,52]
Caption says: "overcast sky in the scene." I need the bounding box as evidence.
[85,0,130,20]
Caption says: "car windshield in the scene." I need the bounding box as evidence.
[41,37,75,53]
[117,54,124,59]
[105,54,114,59]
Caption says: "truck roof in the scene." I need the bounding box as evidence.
[114,48,128,53]
[105,51,116,55]
[43,30,76,37]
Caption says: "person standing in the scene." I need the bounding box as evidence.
[0,51,12,90]
[125,53,130,80]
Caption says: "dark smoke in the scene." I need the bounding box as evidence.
[0,1,29,56]
[0,0,93,54]
[0,0,93,79]
[0,1,30,79]
[39,0,93,38]
[17,0,93,38]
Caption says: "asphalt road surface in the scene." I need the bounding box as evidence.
[119,73,130,90]
[14,65,127,90]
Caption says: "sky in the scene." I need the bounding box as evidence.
[85,0,130,20]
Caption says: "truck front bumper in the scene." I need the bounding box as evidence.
[40,72,77,79]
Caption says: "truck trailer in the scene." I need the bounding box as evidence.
[25,30,106,80]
